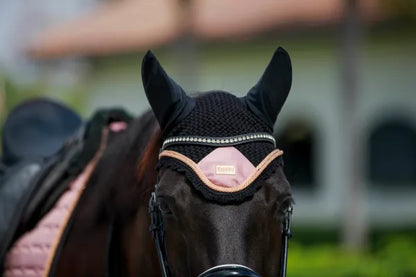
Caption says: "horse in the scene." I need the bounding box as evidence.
[2,46,293,277]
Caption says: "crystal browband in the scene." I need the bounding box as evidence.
[162,132,276,150]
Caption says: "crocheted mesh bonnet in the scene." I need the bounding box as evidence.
[166,91,274,165]
[142,47,292,204]
[159,91,282,203]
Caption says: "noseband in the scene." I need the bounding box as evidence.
[149,133,293,277]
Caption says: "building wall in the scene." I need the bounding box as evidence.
[85,29,416,228]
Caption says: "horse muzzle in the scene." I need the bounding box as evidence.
[198,264,260,277]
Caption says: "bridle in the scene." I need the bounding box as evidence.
[149,193,292,277]
[149,192,171,277]
[148,133,293,277]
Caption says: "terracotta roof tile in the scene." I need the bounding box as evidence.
[28,0,384,58]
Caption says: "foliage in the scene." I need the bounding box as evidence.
[287,235,416,277]
[381,0,416,22]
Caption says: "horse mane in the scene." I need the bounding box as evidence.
[82,109,161,223]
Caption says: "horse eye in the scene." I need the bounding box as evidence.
[274,198,292,219]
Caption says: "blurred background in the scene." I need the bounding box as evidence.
[0,0,415,275]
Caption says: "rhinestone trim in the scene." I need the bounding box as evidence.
[162,132,276,150]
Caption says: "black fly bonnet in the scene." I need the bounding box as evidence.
[159,91,283,204]
[143,47,293,277]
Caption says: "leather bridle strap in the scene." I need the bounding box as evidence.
[149,192,170,277]
[279,205,293,277]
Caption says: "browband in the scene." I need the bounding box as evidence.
[161,132,276,150]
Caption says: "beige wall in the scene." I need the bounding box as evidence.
[83,30,416,227]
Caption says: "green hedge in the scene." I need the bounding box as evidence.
[287,235,416,277]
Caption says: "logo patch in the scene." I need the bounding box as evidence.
[215,165,236,175]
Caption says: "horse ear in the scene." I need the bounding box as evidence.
[243,47,292,127]
[141,50,195,133]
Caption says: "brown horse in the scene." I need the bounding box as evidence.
[6,47,293,277]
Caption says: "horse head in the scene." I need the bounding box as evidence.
[142,47,293,277]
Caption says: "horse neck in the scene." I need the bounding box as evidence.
[53,112,162,276]
[120,116,162,275]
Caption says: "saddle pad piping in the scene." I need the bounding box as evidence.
[159,149,283,193]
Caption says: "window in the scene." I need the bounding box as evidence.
[367,119,416,185]
[275,120,316,189]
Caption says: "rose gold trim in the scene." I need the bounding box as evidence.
[43,129,109,277]
[159,149,283,193]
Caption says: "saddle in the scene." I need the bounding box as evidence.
[0,98,132,268]
[1,98,83,167]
